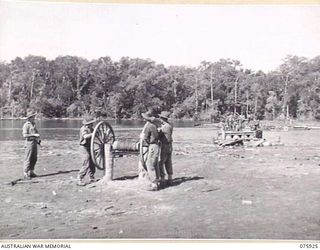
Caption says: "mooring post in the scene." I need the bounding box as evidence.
[104,143,114,181]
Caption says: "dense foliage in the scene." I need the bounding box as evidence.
[0,55,320,121]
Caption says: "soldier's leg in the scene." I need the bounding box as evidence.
[145,144,160,190]
[165,153,173,183]
[78,146,90,183]
[165,145,173,184]
[159,147,167,179]
[88,156,96,181]
[165,156,173,175]
[23,143,33,178]
[138,147,148,180]
[138,160,148,180]
[30,144,38,176]
[159,148,168,187]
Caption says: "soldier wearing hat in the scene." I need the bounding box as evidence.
[158,111,174,186]
[22,111,40,179]
[77,115,97,186]
[139,110,160,191]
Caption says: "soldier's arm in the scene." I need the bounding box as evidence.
[141,126,151,145]
[34,127,40,137]
[81,128,92,139]
[83,132,92,139]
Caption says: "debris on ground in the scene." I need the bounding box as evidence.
[219,139,244,147]
[241,200,253,205]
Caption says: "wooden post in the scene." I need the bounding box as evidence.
[104,143,114,181]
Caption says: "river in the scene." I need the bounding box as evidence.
[0,119,194,141]
[1,119,320,148]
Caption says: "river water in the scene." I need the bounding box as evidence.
[0,119,195,141]
[1,119,320,148]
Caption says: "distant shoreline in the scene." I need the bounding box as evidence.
[0,117,196,122]
[1,117,320,129]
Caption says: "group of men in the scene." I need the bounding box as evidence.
[139,110,174,191]
[22,109,173,191]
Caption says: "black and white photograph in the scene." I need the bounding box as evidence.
[0,0,320,243]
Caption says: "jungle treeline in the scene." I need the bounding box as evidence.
[0,54,320,121]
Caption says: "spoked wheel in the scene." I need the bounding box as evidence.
[90,121,116,170]
[139,138,149,170]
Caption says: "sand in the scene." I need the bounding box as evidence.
[0,128,319,239]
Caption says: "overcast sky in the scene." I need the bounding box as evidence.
[0,1,320,72]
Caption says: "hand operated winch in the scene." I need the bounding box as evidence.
[90,121,148,180]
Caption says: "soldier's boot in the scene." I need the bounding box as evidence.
[23,172,32,180]
[89,177,96,183]
[148,183,159,191]
[138,171,147,181]
[77,177,86,186]
[30,171,37,178]
[167,175,173,186]
[159,177,166,189]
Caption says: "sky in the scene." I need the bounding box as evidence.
[0,1,320,72]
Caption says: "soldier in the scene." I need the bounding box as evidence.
[158,111,174,187]
[139,110,160,191]
[77,115,96,186]
[22,111,40,180]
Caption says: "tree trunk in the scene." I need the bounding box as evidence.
[246,90,249,117]
[234,79,238,115]
[8,80,12,103]
[282,75,289,119]
[272,104,275,121]
[254,96,257,120]
[30,72,35,100]
[210,69,214,110]
[195,75,198,115]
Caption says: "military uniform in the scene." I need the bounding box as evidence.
[138,123,149,180]
[22,120,39,178]
[158,112,173,183]
[140,111,160,190]
[78,123,95,184]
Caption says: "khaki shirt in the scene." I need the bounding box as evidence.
[141,121,159,145]
[159,122,173,144]
[79,126,93,148]
[22,121,39,141]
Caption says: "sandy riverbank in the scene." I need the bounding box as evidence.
[0,128,319,239]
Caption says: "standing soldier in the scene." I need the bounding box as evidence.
[158,111,174,187]
[77,115,96,186]
[139,110,160,191]
[22,111,40,179]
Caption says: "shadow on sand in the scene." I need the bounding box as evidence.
[113,175,139,181]
[112,175,204,190]
[37,169,79,178]
[9,170,79,185]
[162,176,204,189]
